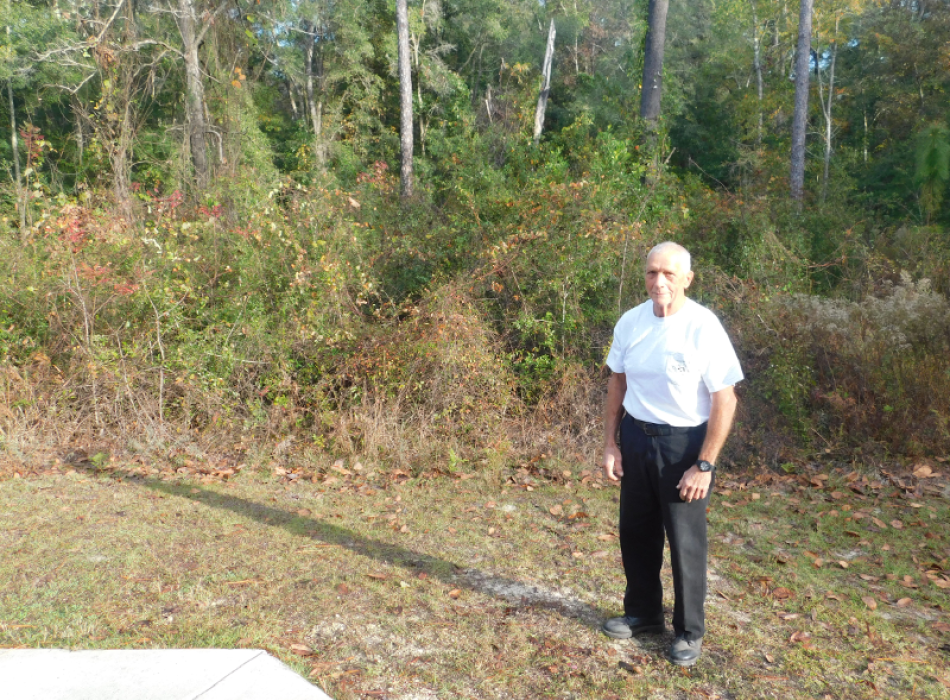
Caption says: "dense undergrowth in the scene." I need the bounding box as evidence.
[2,141,950,473]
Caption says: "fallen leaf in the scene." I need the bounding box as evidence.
[862,596,878,610]
[336,583,351,595]
[597,533,616,541]
[890,520,903,530]
[933,622,950,633]
[773,587,794,601]
[366,573,388,581]
[813,558,824,568]
[789,631,811,643]
[297,509,311,517]
[618,661,643,674]
[896,598,912,607]
[448,589,461,599]
[912,465,933,478]
[934,579,950,589]
[568,511,590,519]
[825,592,843,601]
[764,653,775,663]
[778,612,799,620]
[871,517,887,529]
[549,505,563,516]
[290,643,313,656]
[837,561,849,569]
[399,525,409,533]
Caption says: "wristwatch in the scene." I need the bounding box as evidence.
[697,459,715,473]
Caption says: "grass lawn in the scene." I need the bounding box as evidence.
[1,454,949,699]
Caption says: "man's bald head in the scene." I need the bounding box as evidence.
[646,242,691,273]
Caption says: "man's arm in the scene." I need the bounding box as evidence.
[603,372,627,481]
[676,385,738,502]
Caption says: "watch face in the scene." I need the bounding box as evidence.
[698,460,714,472]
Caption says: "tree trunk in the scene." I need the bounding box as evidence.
[750,0,764,147]
[641,0,670,181]
[640,0,670,126]
[533,19,556,147]
[790,0,813,204]
[7,77,26,237]
[304,35,325,171]
[288,80,300,122]
[396,0,413,199]
[76,113,84,167]
[178,0,210,191]
[819,14,839,203]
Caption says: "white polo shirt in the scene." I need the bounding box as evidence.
[605,298,743,427]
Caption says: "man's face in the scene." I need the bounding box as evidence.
[645,249,694,315]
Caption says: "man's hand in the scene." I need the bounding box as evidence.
[604,445,623,481]
[677,465,712,502]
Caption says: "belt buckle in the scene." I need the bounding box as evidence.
[641,422,660,437]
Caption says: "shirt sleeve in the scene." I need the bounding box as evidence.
[605,328,625,373]
[701,317,744,393]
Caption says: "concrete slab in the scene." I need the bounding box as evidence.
[0,649,332,700]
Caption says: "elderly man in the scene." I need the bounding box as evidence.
[601,242,743,667]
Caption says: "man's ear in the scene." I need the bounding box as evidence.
[684,270,695,288]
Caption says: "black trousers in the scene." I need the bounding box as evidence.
[618,413,711,641]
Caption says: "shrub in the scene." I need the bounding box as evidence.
[778,273,950,455]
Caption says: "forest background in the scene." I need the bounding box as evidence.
[2,0,950,477]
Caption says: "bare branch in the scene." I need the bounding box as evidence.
[92,0,127,47]
[52,71,99,95]
[195,2,230,46]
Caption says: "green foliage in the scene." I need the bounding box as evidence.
[915,123,950,221]
[2,0,950,466]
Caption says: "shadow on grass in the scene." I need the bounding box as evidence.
[89,467,613,631]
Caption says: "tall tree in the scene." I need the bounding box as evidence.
[790,0,813,203]
[750,0,764,147]
[175,0,223,192]
[396,0,413,198]
[816,8,840,203]
[532,19,556,146]
[6,73,24,235]
[641,0,670,182]
[640,0,670,129]
[302,21,326,170]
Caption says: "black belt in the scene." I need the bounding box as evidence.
[630,416,702,436]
